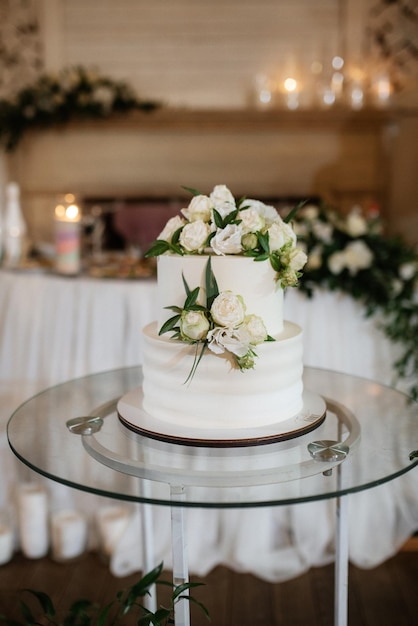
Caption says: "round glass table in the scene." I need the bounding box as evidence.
[7,366,418,626]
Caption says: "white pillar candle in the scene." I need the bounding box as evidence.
[0,517,14,565]
[96,506,130,558]
[54,198,81,275]
[50,509,88,562]
[17,483,49,559]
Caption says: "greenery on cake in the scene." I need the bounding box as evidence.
[145,185,307,289]
[160,258,275,380]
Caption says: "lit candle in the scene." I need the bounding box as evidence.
[54,194,81,275]
[17,483,49,559]
[373,74,392,107]
[50,509,88,562]
[96,506,130,558]
[283,77,299,110]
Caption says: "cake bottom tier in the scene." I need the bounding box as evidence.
[142,321,304,429]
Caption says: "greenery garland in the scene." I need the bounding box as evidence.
[0,66,160,151]
[293,204,418,401]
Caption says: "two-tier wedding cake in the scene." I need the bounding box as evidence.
[117,185,326,444]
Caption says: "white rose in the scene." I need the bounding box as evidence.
[288,247,308,272]
[267,219,297,252]
[243,199,279,227]
[158,215,186,242]
[242,315,268,345]
[210,184,235,207]
[211,292,246,328]
[181,195,212,223]
[210,224,243,255]
[344,240,373,274]
[345,210,368,237]
[207,326,249,358]
[238,207,265,233]
[328,251,346,275]
[180,310,209,341]
[179,220,210,252]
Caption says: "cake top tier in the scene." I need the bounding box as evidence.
[145,184,307,290]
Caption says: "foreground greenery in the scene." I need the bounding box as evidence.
[0,562,209,626]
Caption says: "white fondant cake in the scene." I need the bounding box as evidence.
[142,254,304,429]
[134,185,310,435]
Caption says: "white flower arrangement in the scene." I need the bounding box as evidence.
[146,185,308,289]
[159,258,274,381]
[293,203,418,401]
[0,66,160,151]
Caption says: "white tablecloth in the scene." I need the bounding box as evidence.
[1,269,417,579]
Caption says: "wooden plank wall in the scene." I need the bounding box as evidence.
[39,0,367,109]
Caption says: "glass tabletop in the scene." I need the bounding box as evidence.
[7,366,418,508]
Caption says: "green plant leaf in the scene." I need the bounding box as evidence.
[131,562,164,596]
[184,342,207,385]
[181,272,191,297]
[144,240,170,258]
[205,257,219,309]
[23,589,56,618]
[258,231,270,254]
[181,185,202,196]
[212,208,224,229]
[158,315,181,335]
[171,227,183,246]
[184,286,200,310]
[284,200,306,223]
[95,603,114,626]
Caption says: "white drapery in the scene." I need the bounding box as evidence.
[0,269,416,580]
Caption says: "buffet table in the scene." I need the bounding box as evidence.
[1,268,417,581]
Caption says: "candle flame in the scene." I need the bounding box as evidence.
[284,78,297,92]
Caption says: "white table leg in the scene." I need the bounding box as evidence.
[170,484,189,626]
[141,498,157,612]
[334,458,349,626]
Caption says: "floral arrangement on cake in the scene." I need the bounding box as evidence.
[293,203,418,401]
[0,66,160,151]
[159,258,275,380]
[145,184,307,289]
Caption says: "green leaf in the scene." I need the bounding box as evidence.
[131,562,164,596]
[269,253,283,273]
[253,253,269,262]
[159,315,181,335]
[212,209,224,229]
[171,582,205,602]
[171,227,183,246]
[18,600,36,624]
[181,185,202,196]
[258,231,270,254]
[284,200,306,223]
[184,286,200,309]
[96,603,114,626]
[223,208,239,225]
[23,589,56,618]
[144,240,170,258]
[184,342,207,385]
[205,257,219,309]
[181,272,191,297]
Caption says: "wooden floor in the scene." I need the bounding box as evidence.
[0,549,417,625]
